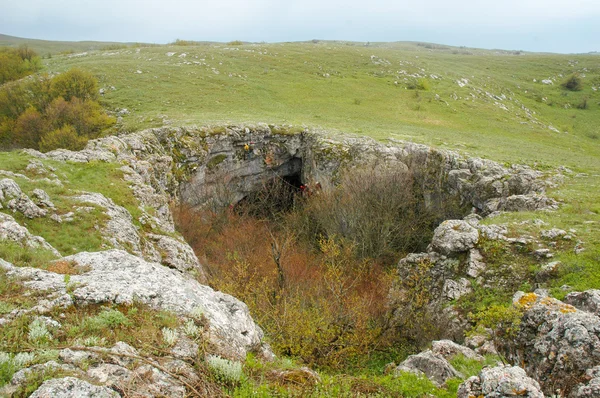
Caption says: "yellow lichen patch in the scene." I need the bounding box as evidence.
[517,293,538,309]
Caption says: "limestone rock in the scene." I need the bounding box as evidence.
[76,192,142,255]
[0,212,61,257]
[147,233,206,279]
[431,339,484,361]
[5,249,269,360]
[575,366,600,397]
[564,290,600,317]
[31,189,55,209]
[29,376,119,398]
[395,350,462,386]
[457,365,544,398]
[501,292,600,396]
[442,278,472,300]
[430,220,479,255]
[0,178,46,218]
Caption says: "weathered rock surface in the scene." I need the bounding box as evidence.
[576,366,600,397]
[431,339,484,361]
[457,365,544,398]
[564,290,600,317]
[395,349,462,386]
[29,376,119,398]
[430,219,479,256]
[500,292,600,396]
[0,212,61,257]
[0,178,47,218]
[3,249,268,360]
[146,233,204,277]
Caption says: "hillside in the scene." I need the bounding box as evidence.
[0,33,150,56]
[1,38,600,397]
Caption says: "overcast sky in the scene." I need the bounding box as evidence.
[2,0,599,53]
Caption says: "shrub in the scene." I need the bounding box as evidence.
[50,68,99,101]
[561,74,583,91]
[161,327,178,346]
[27,319,52,345]
[39,125,88,152]
[0,46,42,84]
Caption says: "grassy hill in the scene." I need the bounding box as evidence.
[39,40,600,173]
[0,33,151,56]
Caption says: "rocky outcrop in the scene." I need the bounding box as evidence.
[564,290,600,317]
[2,250,270,360]
[0,178,47,218]
[500,292,600,396]
[0,212,61,257]
[430,219,479,256]
[29,377,119,398]
[457,365,544,398]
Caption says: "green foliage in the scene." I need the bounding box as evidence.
[0,46,42,84]
[561,74,583,91]
[0,68,114,151]
[207,355,244,385]
[49,68,99,101]
[86,308,131,330]
[39,124,88,152]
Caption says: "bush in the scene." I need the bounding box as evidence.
[207,355,243,385]
[39,125,88,152]
[50,68,99,101]
[0,69,114,151]
[561,74,583,91]
[0,46,42,85]
[302,166,438,259]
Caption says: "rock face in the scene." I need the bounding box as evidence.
[29,376,119,398]
[457,365,544,398]
[3,250,269,360]
[500,292,600,396]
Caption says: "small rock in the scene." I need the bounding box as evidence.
[430,220,479,255]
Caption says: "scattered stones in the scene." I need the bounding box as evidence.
[540,228,567,240]
[457,365,544,398]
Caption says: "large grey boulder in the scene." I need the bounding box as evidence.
[3,249,268,360]
[395,350,462,386]
[500,292,600,396]
[457,365,544,398]
[29,376,119,398]
[430,219,479,256]
[0,178,47,218]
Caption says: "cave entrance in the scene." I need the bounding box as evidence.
[234,160,305,218]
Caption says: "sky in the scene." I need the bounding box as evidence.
[1,0,599,53]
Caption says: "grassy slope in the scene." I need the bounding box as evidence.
[0,33,151,55]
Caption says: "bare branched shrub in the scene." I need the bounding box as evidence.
[302,165,439,259]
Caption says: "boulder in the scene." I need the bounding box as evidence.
[501,292,600,396]
[0,178,46,218]
[457,365,544,398]
[395,350,462,386]
[431,339,484,361]
[430,220,479,255]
